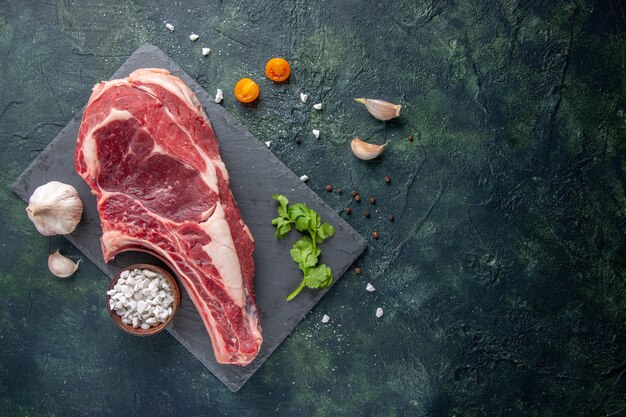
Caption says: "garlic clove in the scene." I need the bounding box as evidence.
[350,137,389,160]
[26,181,83,236]
[355,98,402,121]
[48,250,81,278]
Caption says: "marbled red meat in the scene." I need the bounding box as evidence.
[75,68,262,365]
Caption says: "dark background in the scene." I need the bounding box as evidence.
[1,0,625,416]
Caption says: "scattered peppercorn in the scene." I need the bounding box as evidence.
[389,214,395,222]
[408,135,414,142]
[370,197,376,205]
[354,194,361,202]
[363,211,370,218]
[295,137,302,145]
[325,185,333,192]
[344,207,352,215]
[335,188,342,194]
[372,231,379,239]
[351,190,357,197]
[354,267,361,274]
[385,175,391,184]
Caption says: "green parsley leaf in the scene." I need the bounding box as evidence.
[304,264,333,288]
[272,193,289,210]
[271,216,293,238]
[271,194,336,301]
[316,223,335,243]
[289,236,320,272]
[273,193,289,218]
[307,208,321,232]
[288,203,311,232]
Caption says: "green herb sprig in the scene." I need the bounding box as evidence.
[271,194,335,301]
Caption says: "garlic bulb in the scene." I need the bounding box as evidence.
[351,137,389,160]
[355,98,402,121]
[26,181,83,236]
[48,250,81,278]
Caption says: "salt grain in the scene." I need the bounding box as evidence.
[312,129,320,139]
[165,23,175,32]
[300,92,308,103]
[189,33,199,41]
[322,314,330,323]
[313,103,322,110]
[299,175,309,182]
[202,47,211,56]
[214,88,223,104]
[375,307,384,318]
[366,283,375,292]
[108,268,175,329]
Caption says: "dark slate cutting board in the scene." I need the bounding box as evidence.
[11,44,366,392]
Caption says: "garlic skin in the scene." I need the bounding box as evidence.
[350,137,389,160]
[355,98,402,121]
[48,250,81,278]
[26,181,83,236]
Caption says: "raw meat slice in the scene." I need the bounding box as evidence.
[75,68,262,366]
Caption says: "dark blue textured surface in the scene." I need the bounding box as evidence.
[1,0,625,415]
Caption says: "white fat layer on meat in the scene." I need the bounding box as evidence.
[200,203,245,308]
[239,220,254,242]
[89,79,131,105]
[128,69,211,126]
[82,109,134,180]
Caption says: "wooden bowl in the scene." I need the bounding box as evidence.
[105,263,181,336]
